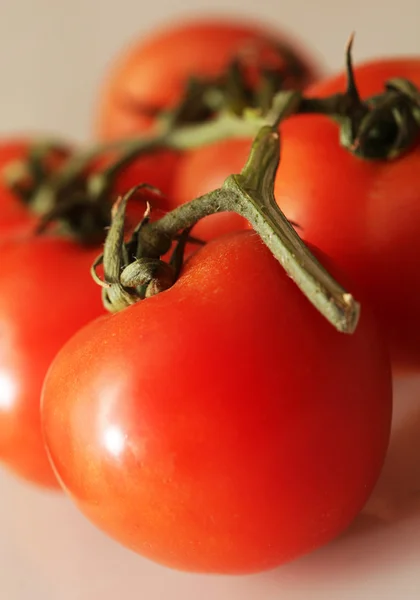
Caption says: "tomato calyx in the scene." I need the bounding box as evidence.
[350,77,420,159]
[2,137,125,245]
[11,86,294,245]
[120,39,314,128]
[3,139,71,205]
[300,35,420,160]
[92,108,360,334]
[91,185,187,311]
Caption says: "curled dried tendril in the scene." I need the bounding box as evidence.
[338,34,420,159]
[91,185,198,313]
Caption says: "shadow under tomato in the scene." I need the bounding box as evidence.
[356,406,420,527]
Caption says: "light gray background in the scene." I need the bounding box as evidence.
[1,1,420,599]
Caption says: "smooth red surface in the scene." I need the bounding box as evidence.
[42,232,392,573]
[95,148,179,206]
[0,234,104,488]
[95,17,320,140]
[172,138,251,240]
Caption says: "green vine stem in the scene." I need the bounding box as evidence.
[26,47,309,220]
[12,35,420,240]
[93,121,360,335]
[5,36,419,251]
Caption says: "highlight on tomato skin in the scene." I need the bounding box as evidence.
[41,231,392,574]
[95,16,322,140]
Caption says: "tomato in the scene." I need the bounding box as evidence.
[262,58,420,372]
[42,231,391,573]
[0,154,173,488]
[0,233,104,488]
[0,138,71,233]
[95,17,321,140]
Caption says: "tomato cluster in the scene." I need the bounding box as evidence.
[0,15,418,576]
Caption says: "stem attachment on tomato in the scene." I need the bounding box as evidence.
[147,125,360,334]
[300,35,420,160]
[94,102,360,334]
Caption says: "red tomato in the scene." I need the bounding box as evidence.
[0,233,104,488]
[95,17,321,140]
[0,139,71,233]
[266,59,420,372]
[42,231,391,573]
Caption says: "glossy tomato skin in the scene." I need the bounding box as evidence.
[42,232,392,573]
[96,17,321,140]
[0,233,104,488]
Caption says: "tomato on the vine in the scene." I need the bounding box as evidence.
[42,231,392,573]
[267,58,420,372]
[170,57,420,372]
[95,17,321,140]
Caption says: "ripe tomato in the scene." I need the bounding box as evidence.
[95,17,321,140]
[0,138,71,233]
[267,59,420,372]
[42,231,392,573]
[0,233,104,488]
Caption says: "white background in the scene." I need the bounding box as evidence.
[1,1,420,599]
